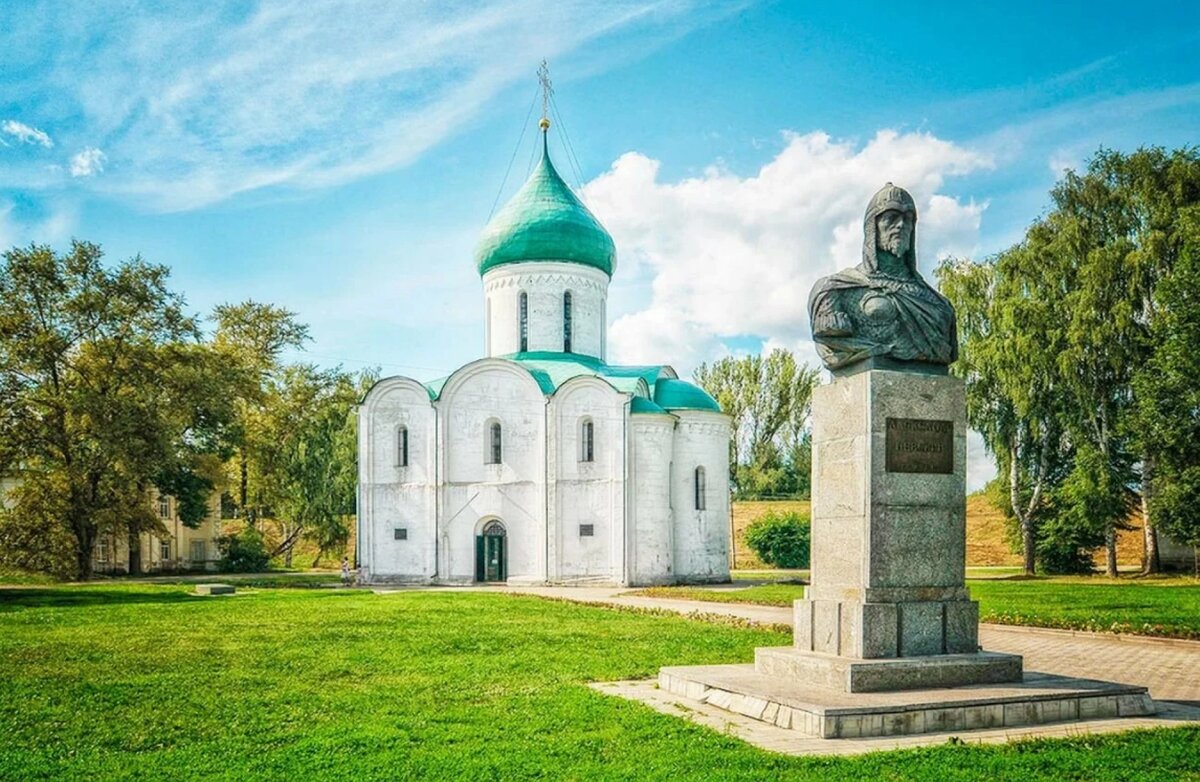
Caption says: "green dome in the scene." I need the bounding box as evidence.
[475,137,616,277]
[653,379,722,412]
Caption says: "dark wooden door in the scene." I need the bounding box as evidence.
[476,521,507,582]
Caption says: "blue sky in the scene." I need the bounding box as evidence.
[3,1,1199,487]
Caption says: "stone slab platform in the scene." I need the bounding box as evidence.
[593,679,1197,757]
[658,664,1154,739]
[755,646,1022,692]
[194,583,236,596]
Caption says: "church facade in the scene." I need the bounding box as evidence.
[356,131,731,586]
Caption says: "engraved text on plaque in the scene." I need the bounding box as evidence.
[885,417,953,474]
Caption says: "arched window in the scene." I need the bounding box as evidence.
[488,421,503,464]
[579,418,594,462]
[396,425,409,467]
[563,291,573,353]
[694,466,706,511]
[519,292,528,353]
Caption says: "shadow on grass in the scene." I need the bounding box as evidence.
[0,588,198,610]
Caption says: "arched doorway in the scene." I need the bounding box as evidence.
[475,520,507,583]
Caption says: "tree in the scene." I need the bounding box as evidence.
[1135,207,1200,564]
[693,349,819,499]
[938,242,1071,575]
[211,301,309,529]
[265,365,364,566]
[0,242,229,578]
[941,147,1200,576]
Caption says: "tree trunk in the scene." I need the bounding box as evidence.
[1022,521,1036,576]
[284,543,293,568]
[239,453,251,530]
[128,528,142,576]
[1141,455,1160,575]
[75,527,95,581]
[1009,443,1038,576]
[1105,528,1118,577]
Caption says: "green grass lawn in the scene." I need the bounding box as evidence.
[633,576,1200,639]
[1,585,1199,781]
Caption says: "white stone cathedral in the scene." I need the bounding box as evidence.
[356,124,731,586]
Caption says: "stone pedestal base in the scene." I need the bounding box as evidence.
[658,664,1155,739]
[755,646,1022,693]
[794,596,980,659]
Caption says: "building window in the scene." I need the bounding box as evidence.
[159,539,171,561]
[694,466,706,511]
[394,528,408,541]
[190,540,206,562]
[158,495,170,519]
[579,524,594,537]
[488,421,503,464]
[396,425,409,467]
[97,538,110,564]
[563,291,572,353]
[579,419,594,462]
[519,292,528,352]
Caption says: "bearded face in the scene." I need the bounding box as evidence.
[876,209,913,257]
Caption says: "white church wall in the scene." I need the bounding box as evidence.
[483,262,608,359]
[358,377,438,582]
[550,377,629,584]
[670,410,732,583]
[629,413,676,585]
[438,360,547,584]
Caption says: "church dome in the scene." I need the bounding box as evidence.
[475,137,616,277]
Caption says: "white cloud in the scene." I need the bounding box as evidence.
[69,147,106,177]
[0,198,76,251]
[0,1,743,210]
[584,129,992,376]
[1,119,53,147]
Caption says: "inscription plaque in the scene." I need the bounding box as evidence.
[885,417,953,474]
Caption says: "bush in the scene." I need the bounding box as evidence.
[744,510,811,569]
[217,528,270,573]
[0,477,80,580]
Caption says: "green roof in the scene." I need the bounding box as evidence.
[475,136,616,277]
[630,396,669,415]
[653,378,721,412]
[424,352,722,414]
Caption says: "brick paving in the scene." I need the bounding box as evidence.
[489,585,1200,705]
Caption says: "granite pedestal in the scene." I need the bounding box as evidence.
[781,370,1021,690]
[654,370,1161,739]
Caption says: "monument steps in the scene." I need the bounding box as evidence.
[658,664,1155,739]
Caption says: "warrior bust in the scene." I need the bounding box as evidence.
[808,183,957,374]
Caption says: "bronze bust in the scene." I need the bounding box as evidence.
[808,183,957,374]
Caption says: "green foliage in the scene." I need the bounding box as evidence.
[938,146,1200,575]
[216,527,270,572]
[694,349,819,499]
[1135,210,1200,548]
[743,510,811,569]
[0,476,78,580]
[1036,445,1135,575]
[0,242,232,578]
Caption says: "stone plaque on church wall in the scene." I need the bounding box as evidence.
[885,417,953,474]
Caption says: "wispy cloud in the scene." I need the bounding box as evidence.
[1,120,53,147]
[69,147,106,177]
[0,1,745,210]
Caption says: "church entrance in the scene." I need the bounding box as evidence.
[475,520,507,582]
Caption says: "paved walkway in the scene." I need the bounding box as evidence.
[467,585,1200,705]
